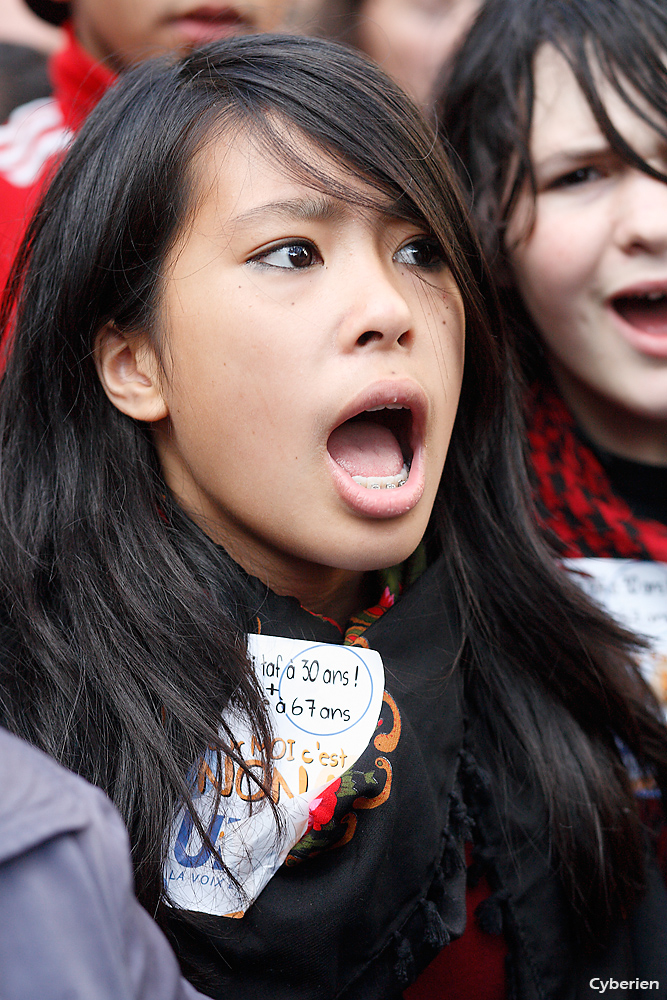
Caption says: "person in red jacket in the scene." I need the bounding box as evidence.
[0,0,325,298]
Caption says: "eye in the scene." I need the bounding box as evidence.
[250,240,321,270]
[549,165,604,190]
[393,236,447,270]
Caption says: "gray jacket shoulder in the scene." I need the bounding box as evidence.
[0,727,203,1000]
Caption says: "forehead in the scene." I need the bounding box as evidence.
[530,42,662,159]
[185,128,403,238]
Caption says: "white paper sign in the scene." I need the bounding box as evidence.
[165,635,385,916]
[566,558,667,705]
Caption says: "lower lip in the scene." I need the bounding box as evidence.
[609,305,667,359]
[327,445,425,519]
[174,15,248,43]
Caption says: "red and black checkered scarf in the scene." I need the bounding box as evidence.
[526,381,667,561]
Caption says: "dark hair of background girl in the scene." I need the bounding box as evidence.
[0,34,665,942]
[437,0,667,372]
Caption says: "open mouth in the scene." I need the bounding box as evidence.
[325,383,427,520]
[612,288,667,337]
[327,405,412,491]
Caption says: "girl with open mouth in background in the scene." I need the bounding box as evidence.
[440,0,667,717]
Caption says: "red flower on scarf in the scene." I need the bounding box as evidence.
[307,778,341,831]
[379,585,396,609]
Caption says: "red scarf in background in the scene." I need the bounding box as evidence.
[526,382,667,561]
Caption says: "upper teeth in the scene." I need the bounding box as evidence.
[365,404,408,412]
[647,291,665,301]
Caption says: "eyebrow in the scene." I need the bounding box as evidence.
[533,144,613,175]
[231,195,347,227]
[535,139,609,163]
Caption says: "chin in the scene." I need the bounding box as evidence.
[610,383,667,423]
[322,530,426,574]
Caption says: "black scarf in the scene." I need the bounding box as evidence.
[165,558,667,1000]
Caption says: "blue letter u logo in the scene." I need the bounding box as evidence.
[174,811,225,869]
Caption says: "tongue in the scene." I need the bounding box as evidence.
[615,296,667,335]
[328,420,405,477]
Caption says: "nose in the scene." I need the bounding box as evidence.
[335,254,414,352]
[615,170,667,258]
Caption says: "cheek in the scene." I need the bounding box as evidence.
[434,1,481,59]
[358,0,423,59]
[166,370,295,496]
[252,0,291,30]
[101,0,149,37]
[439,301,466,382]
[510,217,597,328]
[421,287,465,429]
[164,315,308,464]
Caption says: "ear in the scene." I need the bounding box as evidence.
[94,324,168,422]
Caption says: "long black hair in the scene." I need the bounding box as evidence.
[0,34,665,942]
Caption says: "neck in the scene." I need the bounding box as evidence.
[189,507,369,625]
[157,438,371,626]
[269,566,372,626]
[551,364,667,466]
[235,546,370,625]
